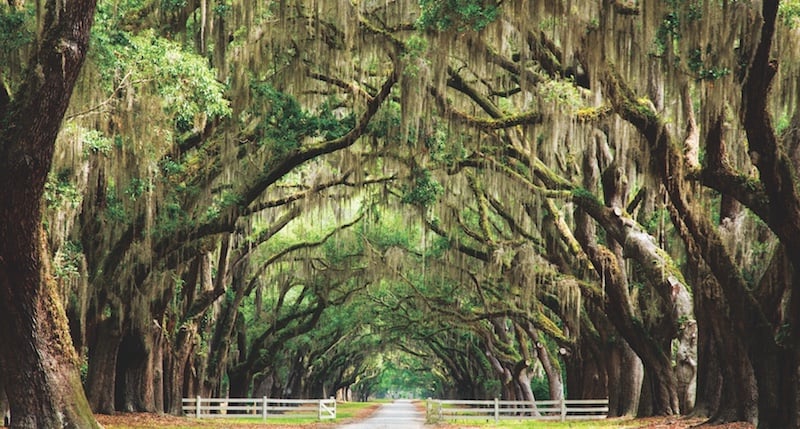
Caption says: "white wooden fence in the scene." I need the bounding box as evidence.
[426,398,608,422]
[181,396,336,420]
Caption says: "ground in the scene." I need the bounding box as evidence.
[96,412,754,429]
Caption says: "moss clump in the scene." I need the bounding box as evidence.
[576,105,611,122]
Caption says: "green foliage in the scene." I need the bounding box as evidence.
[539,79,583,111]
[90,11,231,131]
[687,48,730,81]
[53,241,83,280]
[365,222,412,251]
[45,169,82,209]
[0,6,34,51]
[370,353,443,398]
[153,198,190,237]
[124,177,153,201]
[531,377,551,400]
[159,156,185,176]
[401,168,443,207]
[779,0,800,27]
[571,187,601,205]
[82,129,114,155]
[425,235,452,259]
[199,190,242,223]
[105,183,128,222]
[652,1,730,80]
[643,208,670,235]
[654,11,681,56]
[401,34,430,77]
[367,101,403,143]
[251,83,354,154]
[775,111,791,135]
[161,0,188,11]
[316,97,356,140]
[323,229,364,264]
[417,0,500,32]
[423,122,468,167]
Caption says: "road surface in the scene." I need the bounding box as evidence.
[337,399,426,429]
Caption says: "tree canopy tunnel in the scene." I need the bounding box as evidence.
[3,1,800,428]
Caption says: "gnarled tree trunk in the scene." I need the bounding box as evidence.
[0,0,99,427]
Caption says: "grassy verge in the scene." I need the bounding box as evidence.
[97,401,379,429]
[433,417,640,428]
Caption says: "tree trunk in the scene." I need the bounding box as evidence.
[565,330,608,402]
[117,327,162,413]
[690,267,757,423]
[0,229,100,429]
[164,325,196,414]
[675,318,697,414]
[86,317,123,414]
[575,152,679,416]
[0,370,8,425]
[605,333,643,417]
[525,324,563,402]
[0,0,98,427]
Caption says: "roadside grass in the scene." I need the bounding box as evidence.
[434,417,640,428]
[97,401,378,429]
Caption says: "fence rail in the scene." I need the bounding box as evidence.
[181,396,336,420]
[426,398,608,422]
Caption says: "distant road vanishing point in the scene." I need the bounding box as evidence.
[337,400,426,429]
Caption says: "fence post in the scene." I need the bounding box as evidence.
[195,395,201,418]
[426,398,431,420]
[438,400,442,421]
[560,397,567,422]
[318,399,323,421]
[494,398,499,423]
[262,396,268,420]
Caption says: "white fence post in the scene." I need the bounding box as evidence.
[560,397,567,422]
[262,396,268,420]
[426,398,431,420]
[195,395,201,418]
[494,397,499,423]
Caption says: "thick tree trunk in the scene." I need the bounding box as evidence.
[575,140,680,416]
[112,325,165,413]
[690,267,757,423]
[675,319,697,414]
[0,381,7,426]
[85,317,123,414]
[115,332,147,412]
[164,325,196,414]
[524,324,563,402]
[0,229,100,428]
[606,334,643,417]
[565,329,608,402]
[0,0,98,427]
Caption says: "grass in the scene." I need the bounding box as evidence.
[98,401,656,429]
[435,417,641,428]
[97,401,379,428]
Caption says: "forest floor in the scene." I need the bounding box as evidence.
[96,413,755,429]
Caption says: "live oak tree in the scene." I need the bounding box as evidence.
[0,0,100,427]
[4,1,800,428]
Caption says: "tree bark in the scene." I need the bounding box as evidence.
[85,317,123,414]
[0,373,8,425]
[0,0,98,427]
[163,324,196,414]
